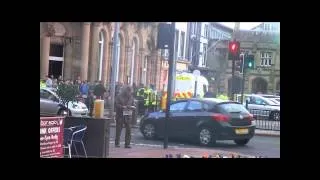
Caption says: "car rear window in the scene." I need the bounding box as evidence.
[217,103,249,114]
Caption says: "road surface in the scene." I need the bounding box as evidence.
[109,127,280,158]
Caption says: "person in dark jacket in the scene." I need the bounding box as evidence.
[94,81,106,100]
[204,86,216,98]
[115,85,135,148]
[85,90,95,117]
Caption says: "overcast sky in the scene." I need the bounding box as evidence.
[219,22,262,30]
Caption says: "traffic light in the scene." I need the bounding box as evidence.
[245,54,255,70]
[228,41,240,60]
[236,54,244,73]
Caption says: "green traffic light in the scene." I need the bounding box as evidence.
[248,62,252,67]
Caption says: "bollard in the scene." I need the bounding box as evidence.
[94,99,104,118]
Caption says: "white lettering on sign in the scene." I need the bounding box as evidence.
[40,128,47,134]
[47,127,60,134]
[40,120,48,126]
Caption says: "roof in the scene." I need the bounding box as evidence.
[212,23,234,33]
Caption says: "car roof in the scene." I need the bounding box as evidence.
[174,98,237,105]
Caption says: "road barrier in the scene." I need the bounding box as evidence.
[248,109,280,131]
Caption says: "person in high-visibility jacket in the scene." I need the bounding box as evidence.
[136,84,145,115]
[40,80,46,89]
[144,85,154,113]
[217,94,229,100]
[150,85,158,112]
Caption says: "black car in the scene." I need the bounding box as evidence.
[139,98,255,146]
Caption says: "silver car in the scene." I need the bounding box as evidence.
[245,94,280,121]
[40,88,88,117]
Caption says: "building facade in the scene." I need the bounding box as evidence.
[40,22,162,89]
[225,30,280,95]
[205,23,280,95]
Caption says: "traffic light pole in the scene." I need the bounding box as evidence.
[240,61,246,104]
[231,54,235,101]
[164,22,175,149]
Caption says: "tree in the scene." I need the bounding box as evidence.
[56,83,80,113]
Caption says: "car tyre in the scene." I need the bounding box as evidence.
[141,123,156,140]
[270,111,280,121]
[198,126,215,146]
[234,139,250,146]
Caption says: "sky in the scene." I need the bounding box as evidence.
[219,22,262,30]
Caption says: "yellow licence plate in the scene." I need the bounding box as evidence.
[235,128,249,134]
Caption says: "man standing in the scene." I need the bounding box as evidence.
[46,75,53,88]
[115,86,135,148]
[94,81,106,100]
[204,85,217,98]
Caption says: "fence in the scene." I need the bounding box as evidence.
[248,109,280,131]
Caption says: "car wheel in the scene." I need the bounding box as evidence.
[270,111,280,121]
[142,123,156,140]
[198,127,215,146]
[58,109,68,116]
[234,139,250,146]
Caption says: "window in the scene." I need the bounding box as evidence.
[40,89,55,101]
[218,103,248,113]
[170,101,187,112]
[260,52,272,66]
[180,31,185,58]
[204,24,209,38]
[264,23,270,31]
[253,97,268,105]
[40,89,51,99]
[49,44,64,57]
[202,44,207,66]
[187,101,202,111]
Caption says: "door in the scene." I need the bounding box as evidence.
[168,101,188,138]
[40,89,60,116]
[49,60,63,79]
[181,100,206,137]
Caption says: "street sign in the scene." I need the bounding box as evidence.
[40,117,64,158]
[192,70,201,77]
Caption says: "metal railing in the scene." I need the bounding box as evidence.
[248,109,280,131]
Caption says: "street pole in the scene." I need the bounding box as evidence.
[240,54,246,104]
[164,22,175,149]
[231,52,235,101]
[110,22,120,121]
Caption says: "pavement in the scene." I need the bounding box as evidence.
[109,144,256,158]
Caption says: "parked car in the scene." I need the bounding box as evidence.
[40,88,88,117]
[140,98,255,146]
[245,94,280,121]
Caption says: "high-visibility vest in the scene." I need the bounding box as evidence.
[40,81,46,88]
[136,88,145,97]
[144,88,152,106]
[151,90,157,105]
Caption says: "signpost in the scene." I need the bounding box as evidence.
[192,70,200,97]
[40,117,64,158]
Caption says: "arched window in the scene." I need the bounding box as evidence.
[98,31,104,80]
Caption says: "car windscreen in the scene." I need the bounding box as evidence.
[217,103,249,114]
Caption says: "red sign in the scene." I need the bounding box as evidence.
[40,117,64,158]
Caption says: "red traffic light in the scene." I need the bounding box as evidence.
[229,41,240,55]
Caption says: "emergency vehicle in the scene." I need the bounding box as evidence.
[161,72,209,109]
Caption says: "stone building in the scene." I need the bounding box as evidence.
[206,23,280,95]
[225,30,280,94]
[40,22,162,89]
